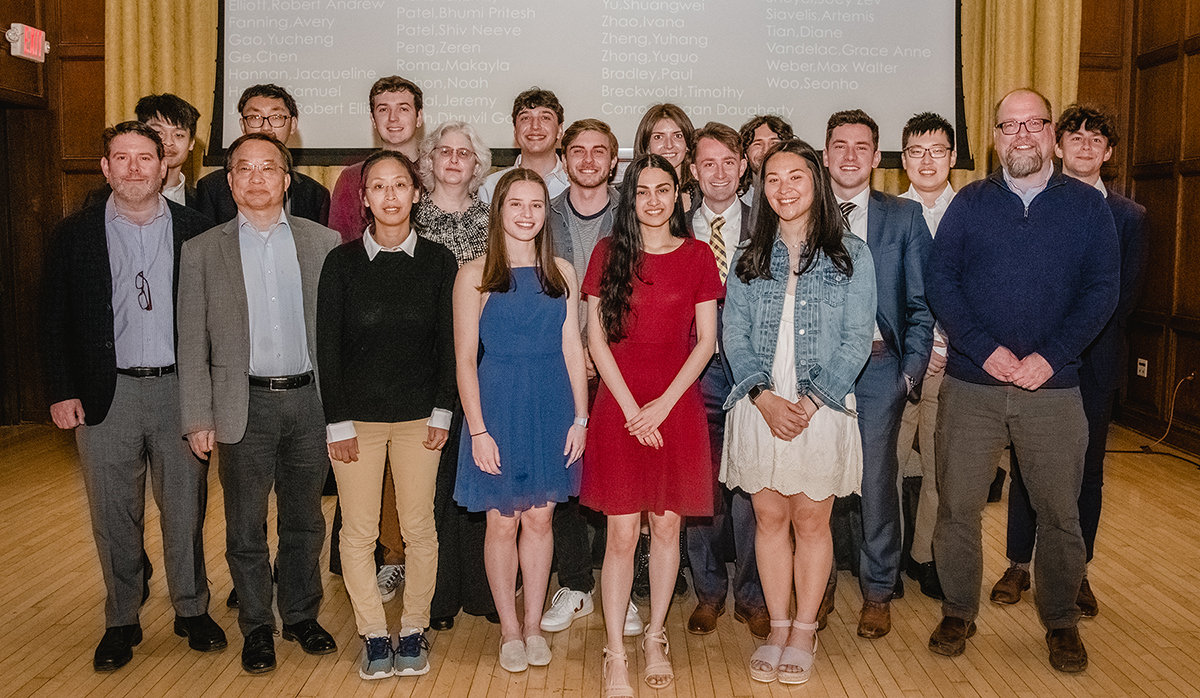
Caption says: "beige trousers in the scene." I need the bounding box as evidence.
[896,370,943,565]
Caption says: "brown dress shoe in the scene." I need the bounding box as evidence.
[1076,577,1099,617]
[816,576,836,630]
[928,616,976,657]
[856,600,891,639]
[687,603,724,635]
[1046,626,1088,672]
[734,606,771,640]
[989,566,1030,605]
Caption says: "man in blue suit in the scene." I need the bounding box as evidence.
[991,104,1147,618]
[823,109,934,639]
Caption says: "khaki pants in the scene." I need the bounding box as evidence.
[333,420,440,635]
[896,370,943,564]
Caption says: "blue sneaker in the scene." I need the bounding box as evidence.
[394,631,430,676]
[359,635,394,680]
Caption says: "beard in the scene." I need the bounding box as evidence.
[1004,144,1045,178]
[110,177,162,205]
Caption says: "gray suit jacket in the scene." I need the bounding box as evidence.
[177,214,339,443]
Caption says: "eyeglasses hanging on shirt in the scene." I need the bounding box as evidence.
[135,270,152,311]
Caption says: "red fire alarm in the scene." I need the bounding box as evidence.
[6,23,50,63]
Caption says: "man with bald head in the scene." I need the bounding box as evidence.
[925,89,1120,672]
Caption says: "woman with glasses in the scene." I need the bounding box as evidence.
[721,140,876,685]
[317,150,457,679]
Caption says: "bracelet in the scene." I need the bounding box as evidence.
[470,429,488,437]
[573,416,589,427]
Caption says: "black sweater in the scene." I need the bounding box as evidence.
[316,236,458,424]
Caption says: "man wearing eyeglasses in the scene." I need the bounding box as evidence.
[925,89,1120,673]
[822,109,934,640]
[329,76,425,242]
[894,112,957,603]
[195,84,331,226]
[41,121,224,672]
[178,132,341,674]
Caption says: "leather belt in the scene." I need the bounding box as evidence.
[870,340,889,358]
[249,372,313,391]
[116,365,176,378]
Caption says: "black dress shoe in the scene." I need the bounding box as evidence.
[928,616,976,657]
[987,467,1007,503]
[241,626,276,674]
[430,616,455,631]
[174,613,228,652]
[281,619,337,655]
[892,575,905,599]
[484,612,501,624]
[1047,626,1088,672]
[94,624,142,672]
[911,561,944,600]
[141,553,153,606]
[226,588,238,608]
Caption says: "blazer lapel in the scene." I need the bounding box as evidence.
[218,219,250,332]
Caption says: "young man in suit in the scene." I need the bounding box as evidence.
[824,109,934,639]
[195,84,331,225]
[991,103,1147,618]
[42,121,223,672]
[178,132,340,674]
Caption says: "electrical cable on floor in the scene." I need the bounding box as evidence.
[1106,371,1200,469]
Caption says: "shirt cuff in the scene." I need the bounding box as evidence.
[428,408,452,431]
[326,420,357,443]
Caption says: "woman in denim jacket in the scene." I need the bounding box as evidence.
[720,140,876,685]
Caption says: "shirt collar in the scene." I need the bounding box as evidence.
[1002,163,1053,196]
[837,187,871,211]
[237,209,289,238]
[363,227,417,260]
[701,198,739,222]
[162,173,187,198]
[901,183,955,210]
[514,154,567,183]
[105,194,169,226]
[1090,177,1108,198]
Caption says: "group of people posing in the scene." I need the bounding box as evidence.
[42,74,1145,696]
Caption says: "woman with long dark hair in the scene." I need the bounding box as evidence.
[633,104,699,211]
[579,154,723,696]
[452,168,589,673]
[317,150,457,679]
[721,140,876,685]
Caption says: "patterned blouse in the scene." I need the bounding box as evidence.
[414,198,489,268]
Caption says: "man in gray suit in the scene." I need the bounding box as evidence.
[177,132,340,674]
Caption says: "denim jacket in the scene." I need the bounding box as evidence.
[722,232,877,414]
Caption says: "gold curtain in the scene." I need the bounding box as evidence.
[107,0,1080,195]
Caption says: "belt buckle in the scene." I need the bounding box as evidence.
[267,377,288,391]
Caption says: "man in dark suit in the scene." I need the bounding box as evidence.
[992,104,1148,618]
[682,122,770,639]
[824,109,934,639]
[178,132,340,674]
[195,84,331,225]
[41,121,224,672]
[83,93,204,212]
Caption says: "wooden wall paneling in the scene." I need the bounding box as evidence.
[1176,175,1200,319]
[57,60,105,161]
[1138,0,1184,53]
[1190,0,1200,38]
[1184,51,1200,160]
[1167,331,1200,429]
[0,0,47,106]
[1133,60,1181,164]
[1082,0,1128,55]
[1125,321,1167,414]
[1129,175,1179,315]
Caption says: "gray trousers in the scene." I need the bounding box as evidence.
[218,383,328,635]
[933,376,1086,629]
[76,373,211,627]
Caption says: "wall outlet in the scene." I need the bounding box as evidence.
[1136,358,1148,378]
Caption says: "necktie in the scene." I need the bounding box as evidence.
[839,200,856,226]
[709,215,727,283]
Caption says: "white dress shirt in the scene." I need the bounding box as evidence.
[836,188,883,342]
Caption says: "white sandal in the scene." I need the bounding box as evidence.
[641,629,673,688]
[749,618,791,682]
[602,646,634,698]
[778,619,819,685]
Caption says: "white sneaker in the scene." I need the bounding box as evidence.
[623,600,644,636]
[540,588,594,632]
[377,564,405,602]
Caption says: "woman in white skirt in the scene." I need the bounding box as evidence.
[721,139,877,685]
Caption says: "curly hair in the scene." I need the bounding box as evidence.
[416,121,492,195]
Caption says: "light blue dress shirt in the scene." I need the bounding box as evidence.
[237,211,312,377]
[105,195,175,368]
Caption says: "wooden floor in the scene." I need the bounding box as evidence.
[2,424,1199,697]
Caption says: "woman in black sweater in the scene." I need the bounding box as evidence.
[317,150,457,680]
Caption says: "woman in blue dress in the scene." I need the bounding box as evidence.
[452,168,589,673]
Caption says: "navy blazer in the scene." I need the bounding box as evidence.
[1081,189,1148,390]
[195,168,331,227]
[686,199,753,387]
[40,199,213,425]
[864,189,935,382]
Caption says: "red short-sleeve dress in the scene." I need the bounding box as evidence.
[579,237,725,516]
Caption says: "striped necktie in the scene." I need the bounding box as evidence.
[709,215,727,283]
[839,200,857,226]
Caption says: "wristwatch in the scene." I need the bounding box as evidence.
[573,416,589,427]
[748,385,766,403]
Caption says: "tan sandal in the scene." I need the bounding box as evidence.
[602,647,634,698]
[749,618,792,682]
[641,629,673,689]
[778,619,819,685]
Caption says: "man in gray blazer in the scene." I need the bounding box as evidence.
[177,132,340,674]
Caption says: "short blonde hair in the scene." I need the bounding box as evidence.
[417,121,492,195]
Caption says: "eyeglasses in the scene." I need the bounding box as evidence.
[995,118,1051,135]
[903,145,951,159]
[135,271,152,311]
[434,146,475,161]
[241,114,291,128]
[231,161,286,177]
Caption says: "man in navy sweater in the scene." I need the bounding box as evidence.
[925,89,1119,673]
[992,104,1147,618]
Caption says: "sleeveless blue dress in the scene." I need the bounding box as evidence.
[454,266,579,515]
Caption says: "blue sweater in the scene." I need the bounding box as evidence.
[926,169,1119,388]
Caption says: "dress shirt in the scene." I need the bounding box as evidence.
[162,173,187,206]
[692,198,740,246]
[836,187,884,342]
[480,155,570,204]
[105,195,176,368]
[325,227,452,443]
[899,184,955,352]
[740,184,755,207]
[237,210,312,377]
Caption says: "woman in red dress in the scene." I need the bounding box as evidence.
[580,154,723,696]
